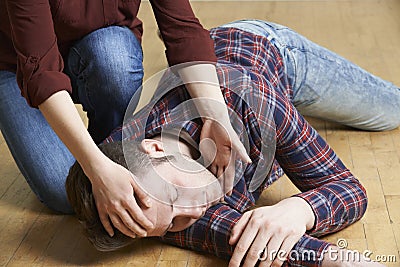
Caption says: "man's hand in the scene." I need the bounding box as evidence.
[228,197,315,267]
[199,118,251,195]
[89,159,154,238]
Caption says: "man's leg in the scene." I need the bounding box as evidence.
[0,71,74,213]
[220,20,400,131]
[66,26,144,144]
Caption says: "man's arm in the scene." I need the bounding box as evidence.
[274,90,368,237]
[160,202,333,266]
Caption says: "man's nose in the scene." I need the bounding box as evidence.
[175,205,206,219]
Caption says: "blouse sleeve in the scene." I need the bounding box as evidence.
[149,0,217,66]
[5,0,72,108]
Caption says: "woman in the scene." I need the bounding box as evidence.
[0,0,249,239]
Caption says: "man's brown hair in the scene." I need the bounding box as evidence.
[65,140,173,251]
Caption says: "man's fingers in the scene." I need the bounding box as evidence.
[229,221,258,267]
[243,231,272,267]
[98,210,114,237]
[261,234,284,267]
[229,211,252,245]
[270,235,299,267]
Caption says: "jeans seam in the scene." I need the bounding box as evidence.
[68,47,96,113]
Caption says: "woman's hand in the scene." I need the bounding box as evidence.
[200,117,251,195]
[228,197,315,267]
[39,91,154,238]
[177,63,251,195]
[88,158,154,238]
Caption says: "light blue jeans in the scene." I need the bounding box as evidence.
[221,20,400,131]
[0,26,143,213]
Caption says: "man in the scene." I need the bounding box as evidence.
[66,20,399,266]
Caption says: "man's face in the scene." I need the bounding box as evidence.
[140,157,222,237]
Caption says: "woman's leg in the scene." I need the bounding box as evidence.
[221,20,400,131]
[0,71,74,213]
[66,26,144,144]
[0,27,143,213]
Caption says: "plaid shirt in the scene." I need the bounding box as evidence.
[104,27,368,266]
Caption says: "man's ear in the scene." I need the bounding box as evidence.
[140,139,165,156]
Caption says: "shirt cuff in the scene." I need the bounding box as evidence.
[160,203,242,260]
[288,234,331,267]
[26,70,72,107]
[165,34,217,66]
[294,189,332,236]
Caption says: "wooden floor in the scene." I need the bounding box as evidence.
[1,0,400,266]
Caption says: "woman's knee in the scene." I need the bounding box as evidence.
[38,190,74,214]
[69,26,144,111]
[75,26,143,76]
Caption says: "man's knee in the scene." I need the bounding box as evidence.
[361,112,400,131]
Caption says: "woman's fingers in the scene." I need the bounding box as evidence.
[210,164,217,176]
[224,149,236,195]
[109,212,137,238]
[120,201,150,237]
[125,180,154,232]
[98,209,114,237]
[229,128,251,164]
[129,173,152,208]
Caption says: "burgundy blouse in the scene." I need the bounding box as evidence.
[0,0,217,107]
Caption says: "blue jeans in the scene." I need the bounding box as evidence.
[221,20,400,131]
[0,26,143,213]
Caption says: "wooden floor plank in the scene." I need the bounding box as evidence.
[0,1,399,266]
[359,179,390,225]
[364,224,399,266]
[378,165,400,197]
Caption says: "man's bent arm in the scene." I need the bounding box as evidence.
[161,202,332,266]
[274,91,368,236]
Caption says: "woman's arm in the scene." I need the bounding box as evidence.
[5,0,71,107]
[39,91,154,238]
[178,63,251,194]
[5,0,154,237]
[149,0,217,66]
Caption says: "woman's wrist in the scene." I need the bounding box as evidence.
[38,90,110,183]
[177,63,229,119]
[79,149,113,183]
